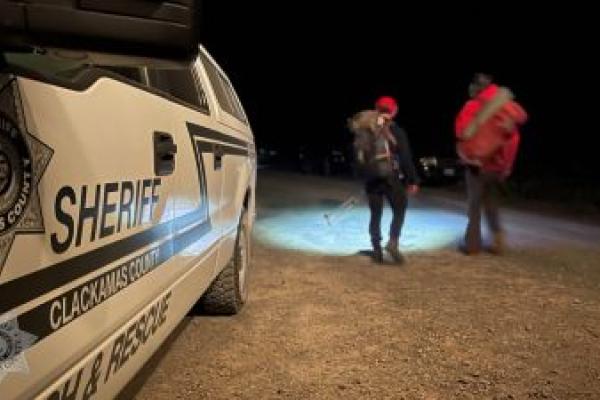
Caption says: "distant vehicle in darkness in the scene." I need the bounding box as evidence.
[417,156,464,185]
[258,147,282,168]
[299,145,353,176]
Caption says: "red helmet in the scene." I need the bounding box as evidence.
[375,96,398,116]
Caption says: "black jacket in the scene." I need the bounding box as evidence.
[388,122,420,185]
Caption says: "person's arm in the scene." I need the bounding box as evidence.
[391,124,420,187]
[455,100,479,140]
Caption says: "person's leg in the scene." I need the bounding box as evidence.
[384,176,408,263]
[366,180,384,262]
[482,172,505,253]
[464,166,484,254]
[385,176,408,242]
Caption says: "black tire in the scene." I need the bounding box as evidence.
[200,211,250,315]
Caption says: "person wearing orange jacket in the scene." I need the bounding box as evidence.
[455,73,526,255]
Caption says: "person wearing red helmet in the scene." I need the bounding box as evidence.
[375,96,399,117]
[349,96,420,264]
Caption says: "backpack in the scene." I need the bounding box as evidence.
[457,87,528,166]
[348,110,395,178]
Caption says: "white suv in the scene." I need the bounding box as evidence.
[0,45,256,400]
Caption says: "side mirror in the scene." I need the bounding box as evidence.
[0,0,201,60]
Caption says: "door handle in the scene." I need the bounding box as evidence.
[154,131,177,176]
[214,143,224,170]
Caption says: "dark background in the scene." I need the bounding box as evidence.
[200,3,598,187]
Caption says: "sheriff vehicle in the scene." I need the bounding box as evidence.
[0,32,256,400]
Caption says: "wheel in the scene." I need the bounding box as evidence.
[200,211,250,314]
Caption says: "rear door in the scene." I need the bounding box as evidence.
[198,51,253,267]
[145,62,225,278]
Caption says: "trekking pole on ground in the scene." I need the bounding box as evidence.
[323,192,364,226]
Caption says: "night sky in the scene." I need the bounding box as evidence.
[201,3,597,180]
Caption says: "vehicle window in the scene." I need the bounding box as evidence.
[190,69,211,114]
[201,55,234,114]
[96,65,144,84]
[1,52,87,80]
[200,54,247,124]
[2,52,210,113]
[147,66,209,112]
[219,75,247,123]
[2,52,144,85]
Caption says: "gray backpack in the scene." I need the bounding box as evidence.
[348,110,395,178]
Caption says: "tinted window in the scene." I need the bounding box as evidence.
[147,67,209,112]
[97,66,144,84]
[201,56,234,114]
[220,76,247,123]
[1,53,147,85]
[2,52,87,80]
[200,55,246,123]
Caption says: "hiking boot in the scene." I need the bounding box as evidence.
[460,233,482,256]
[459,243,481,256]
[489,232,506,255]
[372,245,384,264]
[385,240,405,264]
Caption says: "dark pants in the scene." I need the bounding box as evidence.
[465,166,502,250]
[366,175,407,247]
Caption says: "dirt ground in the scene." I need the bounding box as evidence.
[131,174,600,400]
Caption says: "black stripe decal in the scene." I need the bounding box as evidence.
[0,208,209,315]
[195,141,214,154]
[17,218,212,347]
[222,146,249,157]
[195,141,248,157]
[186,122,249,148]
